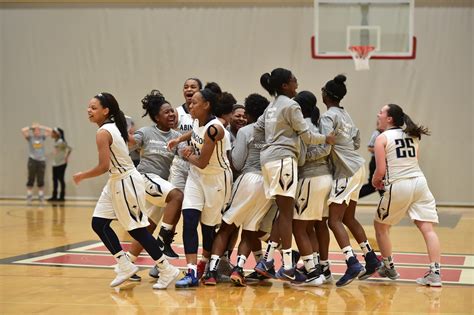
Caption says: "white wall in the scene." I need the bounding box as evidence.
[0,3,472,204]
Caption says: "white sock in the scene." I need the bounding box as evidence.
[209,254,220,272]
[187,263,197,275]
[281,248,293,270]
[161,222,173,231]
[265,241,279,262]
[113,250,126,262]
[342,246,355,261]
[313,252,320,265]
[237,255,247,268]
[430,262,441,274]
[382,256,394,269]
[320,260,330,271]
[359,240,373,255]
[156,256,169,270]
[302,254,316,273]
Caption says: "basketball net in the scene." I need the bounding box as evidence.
[348,45,375,71]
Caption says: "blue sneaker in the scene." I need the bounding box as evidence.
[175,269,199,288]
[276,267,296,281]
[336,256,365,287]
[291,268,308,283]
[359,251,382,280]
[255,259,276,279]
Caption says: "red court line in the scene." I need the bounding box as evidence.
[85,244,467,266]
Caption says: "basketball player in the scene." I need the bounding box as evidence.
[319,75,380,287]
[169,88,233,288]
[72,92,180,289]
[126,90,184,276]
[372,104,442,287]
[253,68,335,281]
[292,91,330,286]
[200,93,270,286]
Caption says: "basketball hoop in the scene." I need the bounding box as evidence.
[348,45,375,71]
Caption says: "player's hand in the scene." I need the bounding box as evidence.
[167,138,180,151]
[180,146,194,160]
[73,172,84,185]
[325,132,337,145]
[372,177,384,190]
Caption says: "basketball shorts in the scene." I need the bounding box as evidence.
[169,156,189,191]
[182,168,232,226]
[262,157,298,199]
[328,166,365,205]
[143,203,164,225]
[93,169,149,231]
[375,176,438,225]
[142,173,176,207]
[294,174,332,221]
[222,172,272,231]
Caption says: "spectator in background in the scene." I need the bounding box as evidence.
[48,127,72,201]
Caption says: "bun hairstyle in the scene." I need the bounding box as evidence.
[244,93,269,121]
[323,74,347,101]
[94,92,129,143]
[260,68,293,96]
[387,104,430,139]
[294,90,320,126]
[204,82,222,95]
[215,91,236,118]
[199,88,219,116]
[141,89,169,124]
[53,127,65,141]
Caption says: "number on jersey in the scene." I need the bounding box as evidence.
[394,138,415,158]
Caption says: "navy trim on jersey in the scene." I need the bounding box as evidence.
[121,179,138,222]
[110,148,126,173]
[296,178,310,215]
[224,172,244,212]
[144,174,163,197]
[129,176,143,221]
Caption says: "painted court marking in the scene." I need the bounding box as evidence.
[1,240,472,286]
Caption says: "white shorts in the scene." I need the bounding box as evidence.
[222,172,273,231]
[182,168,233,226]
[259,202,278,234]
[142,173,176,207]
[294,174,332,221]
[169,156,189,191]
[262,157,298,199]
[143,203,164,225]
[93,170,149,231]
[328,166,366,205]
[375,176,438,225]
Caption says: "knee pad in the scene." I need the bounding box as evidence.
[91,217,111,235]
[182,209,200,254]
[201,224,216,253]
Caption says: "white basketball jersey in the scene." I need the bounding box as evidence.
[383,128,424,184]
[190,117,231,174]
[99,123,134,175]
[176,105,194,134]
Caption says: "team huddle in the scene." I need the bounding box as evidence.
[72,68,442,290]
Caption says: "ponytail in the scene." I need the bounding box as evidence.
[387,104,430,139]
[94,92,129,143]
[260,68,293,97]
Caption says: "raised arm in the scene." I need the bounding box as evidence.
[372,134,387,190]
[185,124,224,169]
[21,126,30,139]
[168,131,192,151]
[73,129,111,184]
[288,105,335,145]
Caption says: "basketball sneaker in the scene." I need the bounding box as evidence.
[336,256,365,287]
[197,260,207,280]
[255,259,276,279]
[230,266,246,287]
[377,265,400,280]
[26,194,33,206]
[244,271,267,282]
[359,251,382,280]
[416,270,442,287]
[158,227,179,259]
[149,265,160,278]
[276,267,296,281]
[175,268,199,288]
[153,264,180,289]
[322,265,334,284]
[129,274,141,281]
[110,256,140,287]
[202,270,218,286]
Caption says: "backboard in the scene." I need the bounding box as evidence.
[312,0,416,59]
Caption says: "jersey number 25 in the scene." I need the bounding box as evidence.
[395,138,415,158]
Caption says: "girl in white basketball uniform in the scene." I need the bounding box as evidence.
[126,90,184,266]
[319,75,380,287]
[169,88,232,288]
[373,104,441,287]
[254,68,334,281]
[169,78,203,191]
[73,92,179,289]
[292,91,331,286]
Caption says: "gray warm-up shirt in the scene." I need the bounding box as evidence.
[319,106,365,179]
[254,95,326,166]
[299,118,332,179]
[132,125,180,179]
[231,123,264,174]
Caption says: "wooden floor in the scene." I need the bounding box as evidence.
[0,199,473,314]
